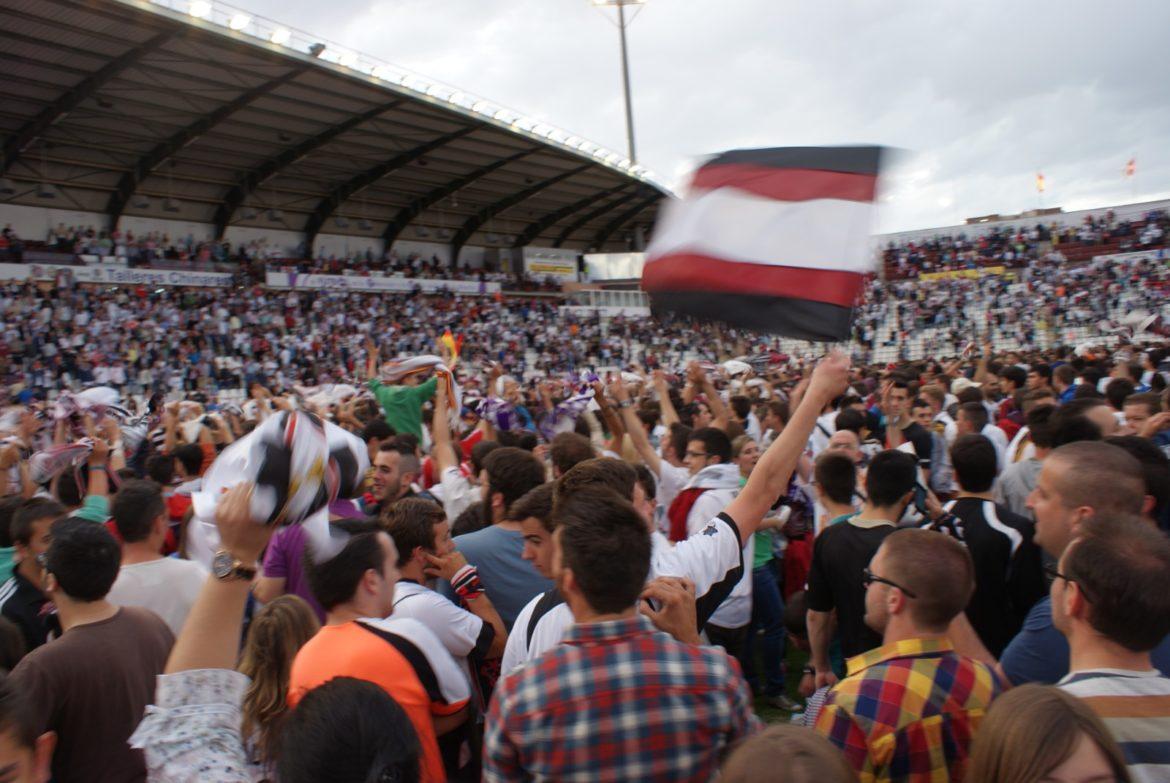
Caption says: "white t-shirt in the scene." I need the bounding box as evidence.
[503,513,747,674]
[357,615,471,707]
[438,466,478,522]
[107,557,208,636]
[390,580,488,681]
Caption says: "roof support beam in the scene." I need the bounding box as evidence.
[511,184,631,249]
[303,125,480,250]
[591,193,660,249]
[104,64,309,229]
[381,148,538,248]
[552,188,646,248]
[212,100,403,238]
[450,165,591,262]
[2,29,177,175]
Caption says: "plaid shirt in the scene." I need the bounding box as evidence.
[484,614,758,782]
[815,638,1002,783]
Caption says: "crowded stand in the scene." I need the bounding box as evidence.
[1,208,1170,782]
[881,207,1169,279]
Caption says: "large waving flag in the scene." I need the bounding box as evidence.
[641,146,882,342]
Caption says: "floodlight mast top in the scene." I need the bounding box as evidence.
[589,0,646,164]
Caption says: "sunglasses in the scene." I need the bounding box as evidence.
[1044,563,1094,603]
[862,567,918,599]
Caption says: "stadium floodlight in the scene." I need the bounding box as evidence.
[371,65,388,80]
[189,1,212,20]
[270,28,291,45]
[36,183,57,199]
[132,194,151,209]
[334,216,349,228]
[163,198,181,213]
[358,218,372,230]
[228,13,250,31]
[590,0,644,163]
[0,178,16,196]
[240,206,257,220]
[267,208,284,222]
[308,42,326,58]
[339,52,357,68]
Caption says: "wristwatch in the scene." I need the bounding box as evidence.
[212,550,257,582]
[617,399,635,409]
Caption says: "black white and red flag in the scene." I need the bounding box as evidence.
[641,145,883,342]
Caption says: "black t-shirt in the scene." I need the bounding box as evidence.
[0,571,52,652]
[944,498,1046,657]
[806,519,896,659]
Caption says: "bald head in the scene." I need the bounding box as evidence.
[1046,441,1145,515]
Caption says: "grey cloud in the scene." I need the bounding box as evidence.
[237,0,1170,232]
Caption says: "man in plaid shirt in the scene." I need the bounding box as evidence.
[484,486,759,782]
[815,528,1003,783]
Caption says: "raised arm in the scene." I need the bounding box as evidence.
[723,351,850,539]
[432,379,457,474]
[610,380,661,474]
[652,371,680,427]
[695,366,731,432]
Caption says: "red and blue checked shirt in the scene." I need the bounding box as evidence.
[484,614,759,782]
[815,637,1002,783]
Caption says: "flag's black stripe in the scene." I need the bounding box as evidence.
[704,146,883,176]
[649,291,855,343]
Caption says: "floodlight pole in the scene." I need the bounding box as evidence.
[594,0,641,164]
[616,1,637,164]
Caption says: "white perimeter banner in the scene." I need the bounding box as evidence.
[265,271,499,295]
[0,262,234,287]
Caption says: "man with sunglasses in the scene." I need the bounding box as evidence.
[815,528,1001,783]
[1053,514,1170,783]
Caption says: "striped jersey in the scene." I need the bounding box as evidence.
[1059,668,1170,783]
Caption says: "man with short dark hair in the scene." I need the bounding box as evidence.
[447,447,550,629]
[878,379,935,482]
[816,529,1001,782]
[998,441,1170,684]
[11,517,173,783]
[548,432,595,478]
[106,480,207,635]
[1026,363,1052,392]
[1055,514,1170,782]
[957,401,1009,470]
[1123,391,1161,435]
[484,487,758,782]
[367,438,424,514]
[1053,363,1077,403]
[807,450,917,690]
[812,451,858,533]
[381,498,507,668]
[291,519,469,783]
[995,404,1058,517]
[937,435,1044,657]
[663,425,751,656]
[0,499,64,652]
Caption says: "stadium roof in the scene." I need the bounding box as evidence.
[0,0,669,258]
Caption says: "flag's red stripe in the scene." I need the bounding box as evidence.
[690,165,877,203]
[642,253,865,308]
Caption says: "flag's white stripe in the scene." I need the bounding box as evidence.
[646,188,876,274]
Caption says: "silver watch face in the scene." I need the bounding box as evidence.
[212,551,235,579]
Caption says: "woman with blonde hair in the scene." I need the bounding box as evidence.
[967,684,1131,783]
[238,594,320,769]
[722,724,856,783]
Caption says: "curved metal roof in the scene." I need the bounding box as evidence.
[0,0,668,258]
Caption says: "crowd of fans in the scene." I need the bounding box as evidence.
[0,291,1169,782]
[882,208,1169,279]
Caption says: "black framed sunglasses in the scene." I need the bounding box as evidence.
[862,567,918,599]
[1044,563,1094,603]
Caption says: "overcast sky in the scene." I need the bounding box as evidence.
[234,0,1169,233]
